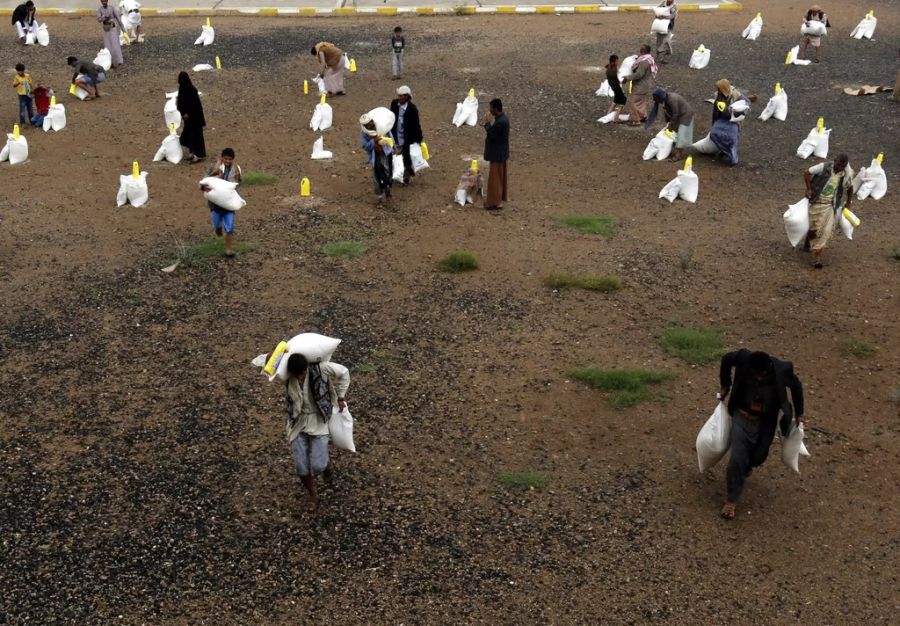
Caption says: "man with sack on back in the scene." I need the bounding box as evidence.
[718,349,804,520]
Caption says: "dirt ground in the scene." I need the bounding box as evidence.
[1,0,899,623]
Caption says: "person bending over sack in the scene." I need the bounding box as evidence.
[67,56,105,99]
[718,349,804,520]
[283,353,350,514]
[12,1,37,44]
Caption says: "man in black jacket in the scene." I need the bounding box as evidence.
[389,85,422,186]
[12,1,37,43]
[718,349,804,519]
[483,98,509,210]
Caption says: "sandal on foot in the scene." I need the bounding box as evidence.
[721,502,737,520]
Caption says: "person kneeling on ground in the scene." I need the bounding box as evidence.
[803,154,854,269]
[284,353,350,514]
[718,349,804,520]
[202,147,242,257]
[359,113,394,204]
[12,1,37,44]
[67,55,105,99]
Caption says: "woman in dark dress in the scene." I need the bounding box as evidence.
[605,54,628,123]
[176,71,206,163]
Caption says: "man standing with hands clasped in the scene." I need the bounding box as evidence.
[482,98,509,211]
[718,349,804,520]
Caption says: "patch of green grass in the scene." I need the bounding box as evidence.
[837,339,877,358]
[172,237,255,268]
[123,288,143,305]
[890,386,900,404]
[661,324,725,365]
[569,367,675,409]
[544,273,621,292]
[322,240,367,258]
[677,248,693,271]
[240,171,279,186]
[356,363,378,374]
[499,470,549,490]
[554,215,617,237]
[438,250,479,273]
[892,245,900,261]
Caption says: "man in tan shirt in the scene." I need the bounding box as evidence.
[310,41,346,96]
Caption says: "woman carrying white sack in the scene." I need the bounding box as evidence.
[802,153,855,269]
[799,5,829,63]
[717,349,805,520]
[200,147,243,257]
[645,86,693,162]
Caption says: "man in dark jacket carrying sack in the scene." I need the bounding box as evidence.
[718,349,804,520]
[389,85,422,186]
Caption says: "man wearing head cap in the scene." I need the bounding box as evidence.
[389,85,423,186]
[359,112,395,203]
[691,79,751,165]
[803,154,854,268]
[620,44,658,126]
[718,349,805,520]
[646,86,693,161]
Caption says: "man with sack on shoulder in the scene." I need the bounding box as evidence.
[284,353,350,513]
[718,349,804,520]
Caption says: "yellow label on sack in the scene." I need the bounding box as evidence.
[684,156,693,171]
[468,87,475,99]
[13,125,20,140]
[132,161,140,179]
[420,142,430,160]
[300,177,310,197]
[205,17,211,27]
[785,51,792,64]
[50,95,56,106]
[215,56,222,70]
[876,152,883,165]
[842,208,860,227]
[716,101,726,112]
[816,117,824,134]
[69,83,77,95]
[775,82,781,94]
[349,58,357,72]
[168,123,177,135]
[471,159,478,173]
[303,79,308,95]
[263,340,289,376]
[320,93,326,105]
[381,137,394,148]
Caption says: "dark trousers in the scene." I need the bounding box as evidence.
[372,152,392,195]
[18,95,34,125]
[397,143,414,181]
[726,412,777,502]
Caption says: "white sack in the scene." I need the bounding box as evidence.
[642,127,675,161]
[329,406,356,452]
[677,168,699,203]
[597,111,629,124]
[781,420,808,473]
[689,46,711,70]
[801,21,827,37]
[742,14,762,40]
[410,143,429,173]
[43,103,67,132]
[853,158,887,200]
[659,177,681,202]
[192,64,214,72]
[696,402,732,472]
[200,176,245,211]
[452,95,479,127]
[0,133,28,165]
[785,45,812,66]
[455,188,468,206]
[596,80,612,97]
[796,126,830,159]
[194,24,214,46]
[392,153,405,182]
[311,136,332,160]
[269,333,342,382]
[653,6,670,18]
[117,172,149,207]
[164,97,181,129]
[72,76,91,101]
[691,134,718,155]
[313,75,325,95]
[850,15,876,40]
[153,133,183,163]
[309,102,333,132]
[366,107,396,137]
[838,210,856,240]
[36,22,50,46]
[759,88,788,121]
[93,48,112,71]
[650,18,670,35]
[618,55,638,82]
[783,197,810,247]
[729,99,750,122]
[24,32,35,45]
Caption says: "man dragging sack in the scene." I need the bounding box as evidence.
[718,349,804,520]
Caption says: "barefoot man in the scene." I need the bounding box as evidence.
[718,349,804,520]
[284,353,350,513]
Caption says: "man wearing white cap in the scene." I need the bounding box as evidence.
[359,113,395,203]
[389,85,423,186]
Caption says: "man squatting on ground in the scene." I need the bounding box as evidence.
[718,349,804,520]
[284,353,350,513]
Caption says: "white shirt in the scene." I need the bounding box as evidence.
[285,362,350,441]
[397,102,408,145]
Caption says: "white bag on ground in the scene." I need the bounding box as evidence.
[24,31,35,45]
[691,134,718,155]
[642,127,675,161]
[689,45,710,70]
[850,13,876,40]
[310,102,333,132]
[597,111,629,124]
[452,91,479,127]
[742,13,762,40]
[72,76,91,101]
[759,86,788,121]
[781,420,809,473]
[164,96,181,129]
[36,22,50,46]
[796,126,830,159]
[696,402,732,472]
[313,75,325,95]
[93,48,112,71]
[455,188,469,206]
[264,333,342,382]
[650,18,670,35]
[193,64,214,72]
[801,20,827,37]
[853,157,887,200]
[659,177,681,202]
[116,171,149,207]
[595,80,612,97]
[785,45,811,66]
[194,24,214,46]
[0,133,28,165]
[392,154,405,182]
[366,107,396,136]
[329,406,356,452]
[311,136,332,160]
[199,176,245,211]
[783,197,810,247]
[43,103,67,132]
[153,132,183,163]
[409,143,429,173]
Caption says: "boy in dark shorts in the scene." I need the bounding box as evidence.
[203,147,242,257]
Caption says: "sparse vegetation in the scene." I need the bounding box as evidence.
[837,339,877,358]
[172,237,255,268]
[661,324,725,365]
[677,248,693,271]
[499,470,549,490]
[569,367,675,409]
[892,245,900,261]
[545,273,621,292]
[356,363,378,374]
[438,250,479,273]
[322,240,367,258]
[554,215,617,237]
[240,171,278,186]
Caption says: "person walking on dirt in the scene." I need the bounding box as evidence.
[718,349,804,520]
[176,71,206,163]
[284,353,350,513]
[483,98,509,210]
[360,113,394,204]
[620,45,657,126]
[803,154,854,269]
[389,85,423,186]
[645,87,693,161]
[203,147,242,257]
[604,54,628,122]
[799,5,829,63]
[654,0,676,64]
[311,41,346,96]
[97,0,125,68]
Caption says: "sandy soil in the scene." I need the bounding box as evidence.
[1,0,899,623]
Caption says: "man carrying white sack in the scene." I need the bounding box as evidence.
[803,154,854,269]
[654,0,677,64]
[718,350,804,520]
[283,353,350,514]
